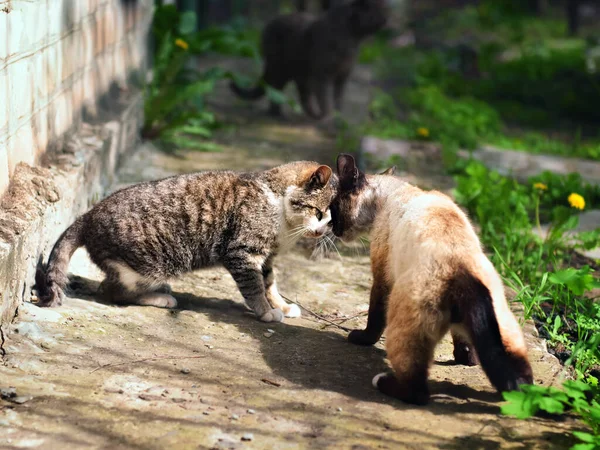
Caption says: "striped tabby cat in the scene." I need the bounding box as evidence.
[35,161,336,323]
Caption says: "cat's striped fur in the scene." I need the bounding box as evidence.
[36,161,336,322]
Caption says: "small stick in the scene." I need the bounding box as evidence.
[261,378,281,387]
[282,295,352,332]
[319,310,368,330]
[90,355,207,374]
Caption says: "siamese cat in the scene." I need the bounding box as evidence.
[36,162,336,323]
[230,0,387,119]
[331,154,533,404]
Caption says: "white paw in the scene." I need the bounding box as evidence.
[372,372,386,389]
[260,308,284,323]
[284,303,302,318]
[138,293,178,309]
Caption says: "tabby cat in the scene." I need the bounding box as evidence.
[331,154,533,404]
[230,0,387,119]
[35,162,336,323]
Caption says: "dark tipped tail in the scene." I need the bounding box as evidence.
[229,80,266,101]
[35,219,84,307]
[447,270,533,393]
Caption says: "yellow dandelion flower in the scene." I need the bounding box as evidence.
[533,182,548,191]
[417,127,430,138]
[568,193,585,210]
[175,38,189,50]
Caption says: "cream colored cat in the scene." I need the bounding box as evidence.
[330,154,533,404]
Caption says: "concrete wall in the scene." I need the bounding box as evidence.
[0,0,153,197]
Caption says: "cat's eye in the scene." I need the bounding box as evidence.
[315,209,323,221]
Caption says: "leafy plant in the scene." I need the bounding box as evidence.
[143,4,259,151]
[502,381,600,450]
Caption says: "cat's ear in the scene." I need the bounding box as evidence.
[380,166,396,176]
[337,153,359,185]
[309,165,333,188]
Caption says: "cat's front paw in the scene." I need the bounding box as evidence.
[260,308,284,323]
[283,303,301,318]
[348,329,380,346]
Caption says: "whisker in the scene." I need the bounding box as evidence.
[324,234,342,260]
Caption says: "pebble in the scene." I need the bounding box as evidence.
[0,387,17,399]
[9,396,32,405]
[231,414,240,420]
[337,407,342,412]
[181,368,191,374]
[205,344,214,349]
[263,332,274,338]
[241,433,253,441]
[267,329,275,333]
[201,335,212,341]
[247,409,255,414]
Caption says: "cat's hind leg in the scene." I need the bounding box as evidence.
[100,262,177,308]
[373,286,449,405]
[333,72,350,113]
[296,78,321,120]
[451,327,478,366]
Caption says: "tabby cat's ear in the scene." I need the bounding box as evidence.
[380,166,396,176]
[309,165,333,188]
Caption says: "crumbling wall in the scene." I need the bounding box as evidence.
[0,0,153,196]
[0,0,153,337]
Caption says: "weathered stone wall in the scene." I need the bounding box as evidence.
[0,0,153,338]
[0,0,153,196]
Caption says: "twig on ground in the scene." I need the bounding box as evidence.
[281,295,352,332]
[0,324,6,358]
[90,355,207,374]
[261,378,281,387]
[319,310,368,330]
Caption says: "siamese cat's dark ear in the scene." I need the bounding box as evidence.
[309,165,333,188]
[380,166,396,176]
[337,153,359,181]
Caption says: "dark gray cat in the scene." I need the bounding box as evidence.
[35,162,336,323]
[230,0,388,119]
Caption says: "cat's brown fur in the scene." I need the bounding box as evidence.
[230,0,387,119]
[36,162,337,323]
[331,154,533,404]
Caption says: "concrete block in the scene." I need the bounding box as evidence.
[93,6,106,56]
[46,0,63,40]
[60,32,77,82]
[7,125,36,175]
[81,16,95,66]
[32,50,49,110]
[0,11,7,62]
[7,58,33,129]
[32,107,49,158]
[46,41,63,97]
[0,69,7,134]
[0,147,8,194]
[51,87,74,138]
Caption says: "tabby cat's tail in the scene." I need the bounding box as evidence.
[450,269,534,393]
[229,80,266,100]
[35,218,85,307]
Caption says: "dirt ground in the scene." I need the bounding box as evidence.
[0,61,580,450]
